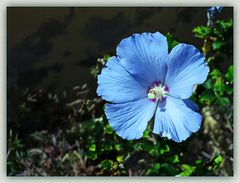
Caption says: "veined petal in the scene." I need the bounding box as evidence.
[97,56,147,103]
[105,98,157,140]
[116,32,168,84]
[153,97,202,143]
[165,43,209,99]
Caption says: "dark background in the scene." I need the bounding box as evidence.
[7,7,233,97]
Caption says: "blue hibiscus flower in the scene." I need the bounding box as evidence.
[97,32,209,142]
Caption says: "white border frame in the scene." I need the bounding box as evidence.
[1,0,239,183]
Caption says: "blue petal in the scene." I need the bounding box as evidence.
[164,43,209,99]
[153,97,202,143]
[116,32,168,84]
[105,98,157,140]
[97,56,147,103]
[182,99,199,112]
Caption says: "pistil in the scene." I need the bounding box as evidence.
[147,82,169,102]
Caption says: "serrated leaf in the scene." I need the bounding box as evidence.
[193,26,211,38]
[218,19,233,32]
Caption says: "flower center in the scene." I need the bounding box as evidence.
[147,82,169,101]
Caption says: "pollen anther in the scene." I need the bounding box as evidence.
[147,83,168,101]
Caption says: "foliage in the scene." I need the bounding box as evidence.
[166,33,179,52]
[7,13,233,176]
[192,18,233,176]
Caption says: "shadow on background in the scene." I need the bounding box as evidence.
[7,7,232,95]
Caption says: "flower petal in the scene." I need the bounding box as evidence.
[153,97,202,142]
[116,32,168,84]
[97,56,147,103]
[164,43,209,99]
[182,99,200,112]
[105,98,157,140]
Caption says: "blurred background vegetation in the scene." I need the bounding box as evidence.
[7,7,233,176]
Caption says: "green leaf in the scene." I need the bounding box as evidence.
[62,153,70,162]
[153,163,161,170]
[216,97,230,106]
[212,40,225,51]
[88,144,96,151]
[161,163,178,175]
[143,129,149,138]
[210,69,222,79]
[225,65,233,83]
[86,151,97,160]
[179,164,196,176]
[195,159,202,164]
[101,159,113,171]
[168,154,180,164]
[213,78,224,96]
[193,26,211,39]
[149,148,160,157]
[160,145,170,155]
[199,90,216,104]
[203,79,213,89]
[213,155,223,170]
[104,124,114,134]
[116,155,124,163]
[214,155,223,165]
[103,142,113,151]
[103,54,110,62]
[145,163,161,175]
[114,144,121,151]
[218,19,233,32]
[225,84,233,95]
[166,33,179,52]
